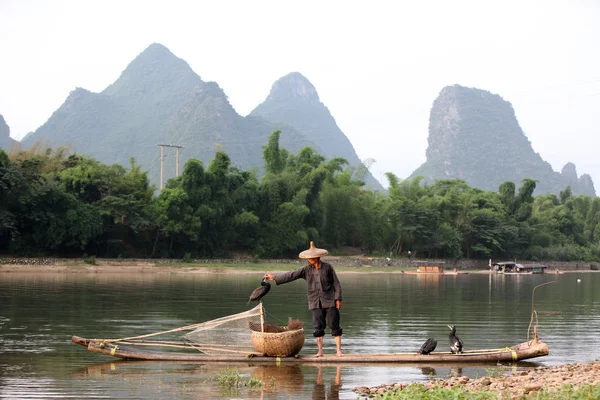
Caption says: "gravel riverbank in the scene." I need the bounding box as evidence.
[354,360,600,398]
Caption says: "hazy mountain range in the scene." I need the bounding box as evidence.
[15,43,382,189]
[2,43,595,196]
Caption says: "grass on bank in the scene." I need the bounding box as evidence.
[375,383,600,400]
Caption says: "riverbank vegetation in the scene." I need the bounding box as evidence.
[2,132,600,261]
[356,360,600,399]
[370,384,600,400]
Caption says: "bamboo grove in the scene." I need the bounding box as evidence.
[1,131,600,261]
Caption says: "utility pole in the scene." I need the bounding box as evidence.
[156,144,184,190]
[176,147,181,177]
[159,145,164,190]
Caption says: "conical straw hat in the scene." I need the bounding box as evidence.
[299,241,328,259]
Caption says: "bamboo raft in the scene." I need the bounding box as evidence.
[71,335,548,364]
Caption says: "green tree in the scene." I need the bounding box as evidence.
[256,131,329,256]
[262,130,287,174]
[585,198,600,243]
[153,187,201,255]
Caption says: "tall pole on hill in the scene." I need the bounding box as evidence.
[157,144,184,190]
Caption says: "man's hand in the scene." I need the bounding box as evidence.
[264,273,275,281]
[335,299,342,310]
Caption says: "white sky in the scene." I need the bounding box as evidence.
[1,0,599,189]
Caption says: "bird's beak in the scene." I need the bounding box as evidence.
[447,325,452,330]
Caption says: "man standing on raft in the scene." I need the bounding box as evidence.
[264,241,343,357]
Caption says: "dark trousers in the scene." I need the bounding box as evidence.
[312,307,342,337]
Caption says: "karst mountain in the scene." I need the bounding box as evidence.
[250,72,382,189]
[0,114,18,152]
[20,43,378,188]
[410,85,595,196]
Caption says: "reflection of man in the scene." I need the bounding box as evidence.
[312,365,341,400]
[264,241,343,357]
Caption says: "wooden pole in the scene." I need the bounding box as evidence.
[260,302,265,332]
[176,147,180,177]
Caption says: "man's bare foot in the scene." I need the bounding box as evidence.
[336,350,344,357]
[314,352,324,358]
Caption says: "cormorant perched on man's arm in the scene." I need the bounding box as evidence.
[447,325,464,354]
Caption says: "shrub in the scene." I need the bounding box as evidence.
[84,256,96,265]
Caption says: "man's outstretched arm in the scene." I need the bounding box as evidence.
[264,267,305,285]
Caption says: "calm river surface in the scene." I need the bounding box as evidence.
[1,270,599,399]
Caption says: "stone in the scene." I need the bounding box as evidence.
[523,384,541,393]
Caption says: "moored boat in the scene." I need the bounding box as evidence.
[492,262,547,274]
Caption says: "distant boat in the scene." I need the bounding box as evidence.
[492,262,547,275]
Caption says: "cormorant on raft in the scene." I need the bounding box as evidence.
[418,338,437,355]
[447,324,464,354]
[247,278,271,305]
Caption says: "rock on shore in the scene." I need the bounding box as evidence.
[354,361,600,398]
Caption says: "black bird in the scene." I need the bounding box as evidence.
[247,278,271,305]
[447,324,464,354]
[418,338,437,355]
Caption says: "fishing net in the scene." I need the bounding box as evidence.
[183,305,263,354]
[94,304,304,356]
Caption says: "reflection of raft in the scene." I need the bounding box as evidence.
[71,336,548,364]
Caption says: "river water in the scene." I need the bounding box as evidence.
[0,270,598,399]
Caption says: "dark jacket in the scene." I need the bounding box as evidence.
[275,261,342,310]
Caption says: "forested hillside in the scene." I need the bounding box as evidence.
[2,136,599,262]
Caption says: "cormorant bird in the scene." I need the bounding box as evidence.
[418,338,437,355]
[247,278,271,305]
[447,325,464,354]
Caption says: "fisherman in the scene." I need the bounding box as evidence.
[264,241,343,357]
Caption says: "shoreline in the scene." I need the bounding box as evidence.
[0,262,600,276]
[2,254,598,275]
[1,260,598,275]
[354,360,600,398]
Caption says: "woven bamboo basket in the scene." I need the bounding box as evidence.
[251,328,305,357]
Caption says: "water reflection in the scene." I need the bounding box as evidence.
[312,365,341,400]
[71,360,338,399]
[419,366,436,378]
[252,364,305,396]
[416,273,443,289]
